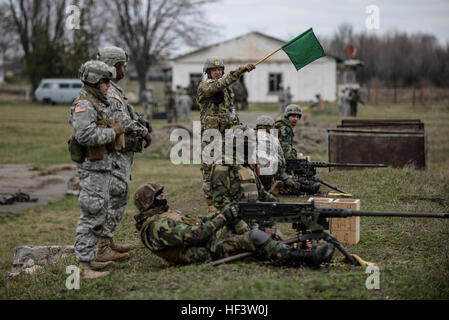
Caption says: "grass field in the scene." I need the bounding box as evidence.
[0,98,448,300]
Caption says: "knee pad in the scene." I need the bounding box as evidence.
[250,229,271,247]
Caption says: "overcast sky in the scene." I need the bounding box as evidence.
[191,0,449,52]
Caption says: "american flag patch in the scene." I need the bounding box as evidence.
[75,105,87,113]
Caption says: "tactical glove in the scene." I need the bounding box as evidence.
[143,133,152,149]
[221,203,240,222]
[243,63,255,72]
[112,122,125,136]
[138,118,152,134]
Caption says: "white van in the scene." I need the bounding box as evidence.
[34,78,83,104]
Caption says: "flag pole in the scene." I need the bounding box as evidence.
[254,47,282,66]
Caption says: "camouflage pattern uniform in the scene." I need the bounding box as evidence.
[133,183,297,265]
[197,57,254,202]
[177,88,192,121]
[275,104,302,160]
[139,208,294,264]
[98,46,150,240]
[69,60,120,262]
[106,81,149,237]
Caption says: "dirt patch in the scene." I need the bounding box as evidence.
[0,164,76,213]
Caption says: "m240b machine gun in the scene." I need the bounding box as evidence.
[211,201,448,266]
[285,159,387,195]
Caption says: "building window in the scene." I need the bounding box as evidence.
[189,73,203,86]
[268,73,282,93]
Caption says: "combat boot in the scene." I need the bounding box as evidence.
[79,262,110,279]
[96,237,130,262]
[110,237,135,253]
[289,243,335,267]
[89,260,115,270]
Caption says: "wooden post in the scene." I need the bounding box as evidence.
[375,83,378,105]
[420,86,425,105]
[367,85,371,104]
[412,85,416,107]
[393,85,397,104]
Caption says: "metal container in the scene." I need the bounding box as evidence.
[327,120,429,170]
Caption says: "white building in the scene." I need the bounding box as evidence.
[172,32,341,103]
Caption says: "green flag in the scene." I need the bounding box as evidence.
[282,28,325,71]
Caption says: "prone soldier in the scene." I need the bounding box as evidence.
[133,182,335,267]
[197,56,255,209]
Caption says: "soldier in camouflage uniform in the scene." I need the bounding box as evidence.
[69,60,126,279]
[197,57,255,210]
[210,125,283,236]
[96,46,152,263]
[133,182,334,266]
[257,115,320,195]
[255,115,299,192]
[274,104,302,159]
[274,105,320,194]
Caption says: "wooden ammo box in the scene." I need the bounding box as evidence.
[331,199,360,245]
[327,119,429,170]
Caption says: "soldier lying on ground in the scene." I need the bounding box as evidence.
[133,182,335,267]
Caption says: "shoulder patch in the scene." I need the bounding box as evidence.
[74,105,87,113]
[113,93,123,104]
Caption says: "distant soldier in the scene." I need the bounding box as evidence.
[141,87,155,121]
[231,79,248,111]
[177,88,192,121]
[349,88,365,117]
[274,104,302,159]
[284,86,292,110]
[165,85,177,123]
[197,56,256,209]
[278,85,285,113]
[69,60,125,279]
[133,182,334,267]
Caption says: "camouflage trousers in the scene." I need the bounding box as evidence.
[74,168,130,262]
[177,231,293,265]
[201,163,213,200]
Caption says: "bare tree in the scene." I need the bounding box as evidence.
[109,0,217,100]
[1,0,104,95]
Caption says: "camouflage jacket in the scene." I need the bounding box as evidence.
[139,208,226,259]
[211,164,276,210]
[108,82,149,151]
[197,66,247,134]
[69,88,116,172]
[274,117,297,159]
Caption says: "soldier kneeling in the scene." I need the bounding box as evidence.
[133,182,334,267]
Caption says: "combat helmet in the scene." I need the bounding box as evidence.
[78,60,116,85]
[134,182,165,213]
[284,104,302,119]
[255,115,275,129]
[96,46,129,67]
[203,56,225,73]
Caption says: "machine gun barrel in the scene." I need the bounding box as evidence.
[285,159,387,169]
[237,202,449,220]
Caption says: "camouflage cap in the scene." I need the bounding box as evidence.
[284,104,303,119]
[78,60,116,85]
[134,182,164,213]
[203,56,225,73]
[96,46,129,67]
[255,115,275,128]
